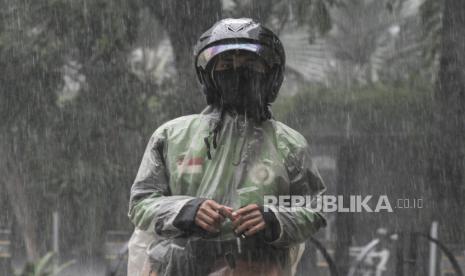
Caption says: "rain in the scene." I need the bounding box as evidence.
[0,0,464,275]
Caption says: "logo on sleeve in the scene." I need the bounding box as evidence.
[177,155,204,174]
[249,163,275,185]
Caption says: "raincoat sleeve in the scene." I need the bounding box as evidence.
[265,138,327,247]
[128,128,200,238]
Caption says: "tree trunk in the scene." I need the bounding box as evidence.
[0,134,41,261]
[334,142,358,275]
[430,0,465,244]
[146,0,222,116]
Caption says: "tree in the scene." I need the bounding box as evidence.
[0,0,152,261]
[144,0,222,116]
[0,0,64,260]
[429,0,465,244]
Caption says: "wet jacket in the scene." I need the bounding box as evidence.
[128,105,326,275]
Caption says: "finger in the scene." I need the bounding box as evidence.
[240,210,262,222]
[224,206,234,212]
[231,211,240,220]
[232,211,261,228]
[197,212,215,226]
[203,201,227,222]
[235,216,263,234]
[232,216,244,228]
[195,217,219,233]
[199,202,224,220]
[206,200,223,211]
[218,206,235,220]
[235,204,259,216]
[245,221,266,236]
[202,206,225,224]
[219,205,233,212]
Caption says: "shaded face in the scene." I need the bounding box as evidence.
[213,51,269,73]
[211,51,271,119]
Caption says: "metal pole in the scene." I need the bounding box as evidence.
[428,221,438,276]
[52,211,59,268]
[395,232,404,276]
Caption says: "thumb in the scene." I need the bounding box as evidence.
[218,206,235,220]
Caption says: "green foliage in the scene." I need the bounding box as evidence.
[420,0,443,67]
[45,0,140,60]
[274,79,434,136]
[280,0,431,86]
[16,252,75,276]
[306,0,333,41]
[0,0,157,258]
[223,0,333,37]
[326,0,421,84]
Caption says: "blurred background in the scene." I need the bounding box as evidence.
[0,0,464,275]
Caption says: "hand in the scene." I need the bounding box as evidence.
[232,204,266,237]
[195,199,232,233]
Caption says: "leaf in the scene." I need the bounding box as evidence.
[50,260,76,276]
[34,252,54,276]
[311,0,332,35]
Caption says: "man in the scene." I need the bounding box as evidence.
[128,18,326,276]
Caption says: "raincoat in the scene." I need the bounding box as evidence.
[128,105,326,276]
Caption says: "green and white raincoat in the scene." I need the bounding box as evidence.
[128,106,326,276]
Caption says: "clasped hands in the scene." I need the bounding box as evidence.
[194,199,266,237]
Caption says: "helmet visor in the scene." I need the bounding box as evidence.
[196,43,281,70]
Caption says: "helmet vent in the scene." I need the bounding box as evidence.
[226,21,253,33]
[227,25,245,32]
[199,35,210,42]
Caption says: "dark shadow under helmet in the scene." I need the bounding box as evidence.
[194,18,286,107]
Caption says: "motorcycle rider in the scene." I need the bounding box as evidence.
[128,18,327,276]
